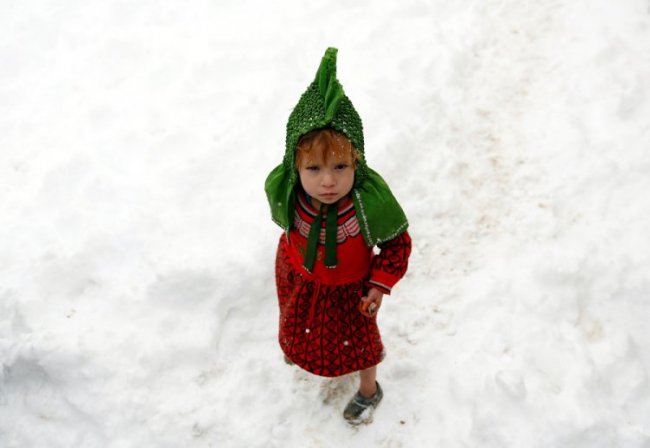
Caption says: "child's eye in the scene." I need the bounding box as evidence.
[335,163,349,170]
[305,165,320,171]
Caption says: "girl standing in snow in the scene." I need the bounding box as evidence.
[265,47,411,424]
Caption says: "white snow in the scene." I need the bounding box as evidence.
[2,0,650,446]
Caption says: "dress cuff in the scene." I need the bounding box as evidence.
[366,280,391,295]
[367,270,400,295]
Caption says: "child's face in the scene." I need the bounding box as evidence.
[298,151,355,207]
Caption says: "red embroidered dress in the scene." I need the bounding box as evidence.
[275,190,411,377]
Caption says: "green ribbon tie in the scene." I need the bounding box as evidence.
[324,202,338,268]
[303,202,338,272]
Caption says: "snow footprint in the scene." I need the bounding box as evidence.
[318,374,356,405]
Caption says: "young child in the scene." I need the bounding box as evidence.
[265,47,411,424]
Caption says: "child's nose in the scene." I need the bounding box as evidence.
[321,172,335,187]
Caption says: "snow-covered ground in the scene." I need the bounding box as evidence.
[2,0,650,446]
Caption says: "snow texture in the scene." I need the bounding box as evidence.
[1,0,650,447]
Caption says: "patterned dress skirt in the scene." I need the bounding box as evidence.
[275,235,384,377]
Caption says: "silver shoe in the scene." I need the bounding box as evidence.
[343,381,383,425]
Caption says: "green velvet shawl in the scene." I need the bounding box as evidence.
[264,47,408,247]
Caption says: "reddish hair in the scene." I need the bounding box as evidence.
[295,129,359,169]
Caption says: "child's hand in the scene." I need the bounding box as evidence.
[358,288,384,318]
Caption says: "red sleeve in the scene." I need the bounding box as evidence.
[366,231,412,295]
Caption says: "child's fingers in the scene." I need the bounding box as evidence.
[358,298,368,310]
[358,296,380,317]
[359,287,383,316]
[367,302,378,315]
[358,297,371,316]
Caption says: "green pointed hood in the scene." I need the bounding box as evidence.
[265,47,408,246]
